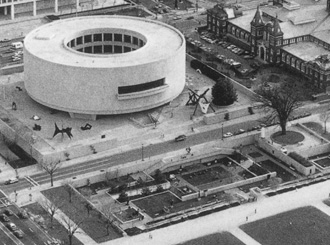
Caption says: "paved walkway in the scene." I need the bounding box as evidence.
[101,179,330,245]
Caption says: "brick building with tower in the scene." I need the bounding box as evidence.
[207,0,330,91]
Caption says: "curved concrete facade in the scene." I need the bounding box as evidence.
[24,16,185,119]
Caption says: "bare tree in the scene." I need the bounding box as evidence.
[39,160,61,187]
[85,202,93,217]
[62,181,75,203]
[39,196,64,228]
[99,204,116,236]
[61,214,84,245]
[268,176,282,190]
[319,111,330,133]
[254,81,302,135]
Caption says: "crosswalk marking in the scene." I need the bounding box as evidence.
[24,176,39,187]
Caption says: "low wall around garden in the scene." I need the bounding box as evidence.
[205,172,276,196]
[110,181,171,199]
[255,136,315,176]
[203,104,260,125]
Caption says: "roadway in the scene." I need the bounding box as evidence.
[0,37,24,68]
[0,119,262,194]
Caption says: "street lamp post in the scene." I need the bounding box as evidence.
[142,144,144,161]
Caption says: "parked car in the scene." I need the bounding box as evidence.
[237,49,245,55]
[13,229,24,238]
[4,209,14,216]
[237,129,245,134]
[223,132,233,138]
[244,55,255,59]
[281,147,288,154]
[18,210,28,219]
[4,178,18,185]
[231,61,242,68]
[0,214,9,222]
[175,135,187,142]
[6,222,17,231]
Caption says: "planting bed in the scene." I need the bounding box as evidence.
[132,191,181,218]
[182,166,231,186]
[248,152,263,158]
[260,160,296,182]
[24,202,83,245]
[42,186,122,243]
[314,157,330,168]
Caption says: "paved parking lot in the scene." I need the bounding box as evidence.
[0,204,54,245]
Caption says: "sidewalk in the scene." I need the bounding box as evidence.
[100,179,330,245]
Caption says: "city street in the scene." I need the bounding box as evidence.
[0,118,263,194]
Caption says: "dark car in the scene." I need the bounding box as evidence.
[18,211,28,219]
[13,229,24,238]
[0,214,9,222]
[4,209,14,216]
[175,135,187,142]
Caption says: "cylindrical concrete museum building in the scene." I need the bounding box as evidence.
[24,16,186,120]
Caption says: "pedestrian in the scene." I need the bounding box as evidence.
[149,233,153,239]
[255,209,257,214]
[246,216,248,221]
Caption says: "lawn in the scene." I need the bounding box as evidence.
[248,152,263,158]
[132,191,181,218]
[42,186,122,243]
[113,207,143,223]
[314,157,330,168]
[271,131,305,145]
[260,160,296,182]
[23,202,83,245]
[182,166,231,186]
[177,232,245,245]
[303,122,330,141]
[241,206,330,245]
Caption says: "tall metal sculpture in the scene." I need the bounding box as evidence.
[185,88,215,115]
[52,123,73,139]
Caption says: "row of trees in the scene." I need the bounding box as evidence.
[39,183,116,245]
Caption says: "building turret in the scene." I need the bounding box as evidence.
[250,6,265,55]
[268,17,283,63]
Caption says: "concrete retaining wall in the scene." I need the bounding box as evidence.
[255,137,315,176]
[206,172,276,195]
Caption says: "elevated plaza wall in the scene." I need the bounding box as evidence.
[255,136,316,176]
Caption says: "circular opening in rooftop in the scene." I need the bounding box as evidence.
[65,28,147,55]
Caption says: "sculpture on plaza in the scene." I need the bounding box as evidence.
[52,123,73,139]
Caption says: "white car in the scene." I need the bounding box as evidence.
[223,132,233,138]
[5,178,18,185]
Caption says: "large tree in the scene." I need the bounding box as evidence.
[99,203,116,236]
[212,78,238,106]
[39,159,61,187]
[254,81,303,135]
[39,196,64,228]
[319,111,330,133]
[61,214,84,245]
